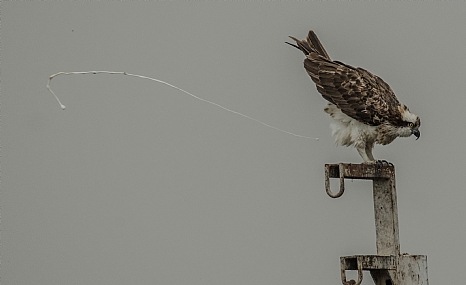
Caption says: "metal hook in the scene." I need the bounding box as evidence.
[325,163,345,198]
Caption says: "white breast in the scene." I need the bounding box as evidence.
[324,103,378,149]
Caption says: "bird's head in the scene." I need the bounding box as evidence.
[398,105,421,139]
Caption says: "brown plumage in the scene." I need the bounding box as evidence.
[288,31,405,127]
[288,30,421,163]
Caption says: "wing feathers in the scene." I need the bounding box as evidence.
[289,30,403,126]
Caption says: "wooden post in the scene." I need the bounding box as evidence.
[325,163,428,285]
[373,174,400,256]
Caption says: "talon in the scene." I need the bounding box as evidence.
[375,160,393,167]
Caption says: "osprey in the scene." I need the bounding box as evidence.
[288,30,421,164]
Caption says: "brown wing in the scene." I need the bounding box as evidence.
[289,31,403,126]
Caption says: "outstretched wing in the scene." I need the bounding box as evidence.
[290,31,404,126]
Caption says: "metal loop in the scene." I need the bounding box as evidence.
[325,163,345,198]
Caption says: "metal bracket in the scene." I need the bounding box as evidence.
[324,163,394,199]
[339,255,428,285]
[341,256,365,285]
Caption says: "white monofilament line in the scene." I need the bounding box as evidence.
[47,71,318,140]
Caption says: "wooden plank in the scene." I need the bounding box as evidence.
[326,163,394,179]
[396,255,429,285]
[341,255,396,270]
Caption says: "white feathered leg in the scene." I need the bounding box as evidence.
[365,143,375,162]
[357,147,374,163]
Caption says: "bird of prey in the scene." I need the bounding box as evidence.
[287,30,420,164]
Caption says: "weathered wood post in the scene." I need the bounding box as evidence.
[325,163,428,285]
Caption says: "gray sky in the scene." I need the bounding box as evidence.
[2,2,465,284]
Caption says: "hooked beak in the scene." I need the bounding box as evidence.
[412,129,420,140]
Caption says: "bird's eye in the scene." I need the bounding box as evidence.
[408,122,414,128]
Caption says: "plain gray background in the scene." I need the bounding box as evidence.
[2,1,465,284]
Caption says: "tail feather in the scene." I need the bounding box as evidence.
[287,30,330,60]
[285,41,301,50]
[287,36,313,56]
[307,31,330,59]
